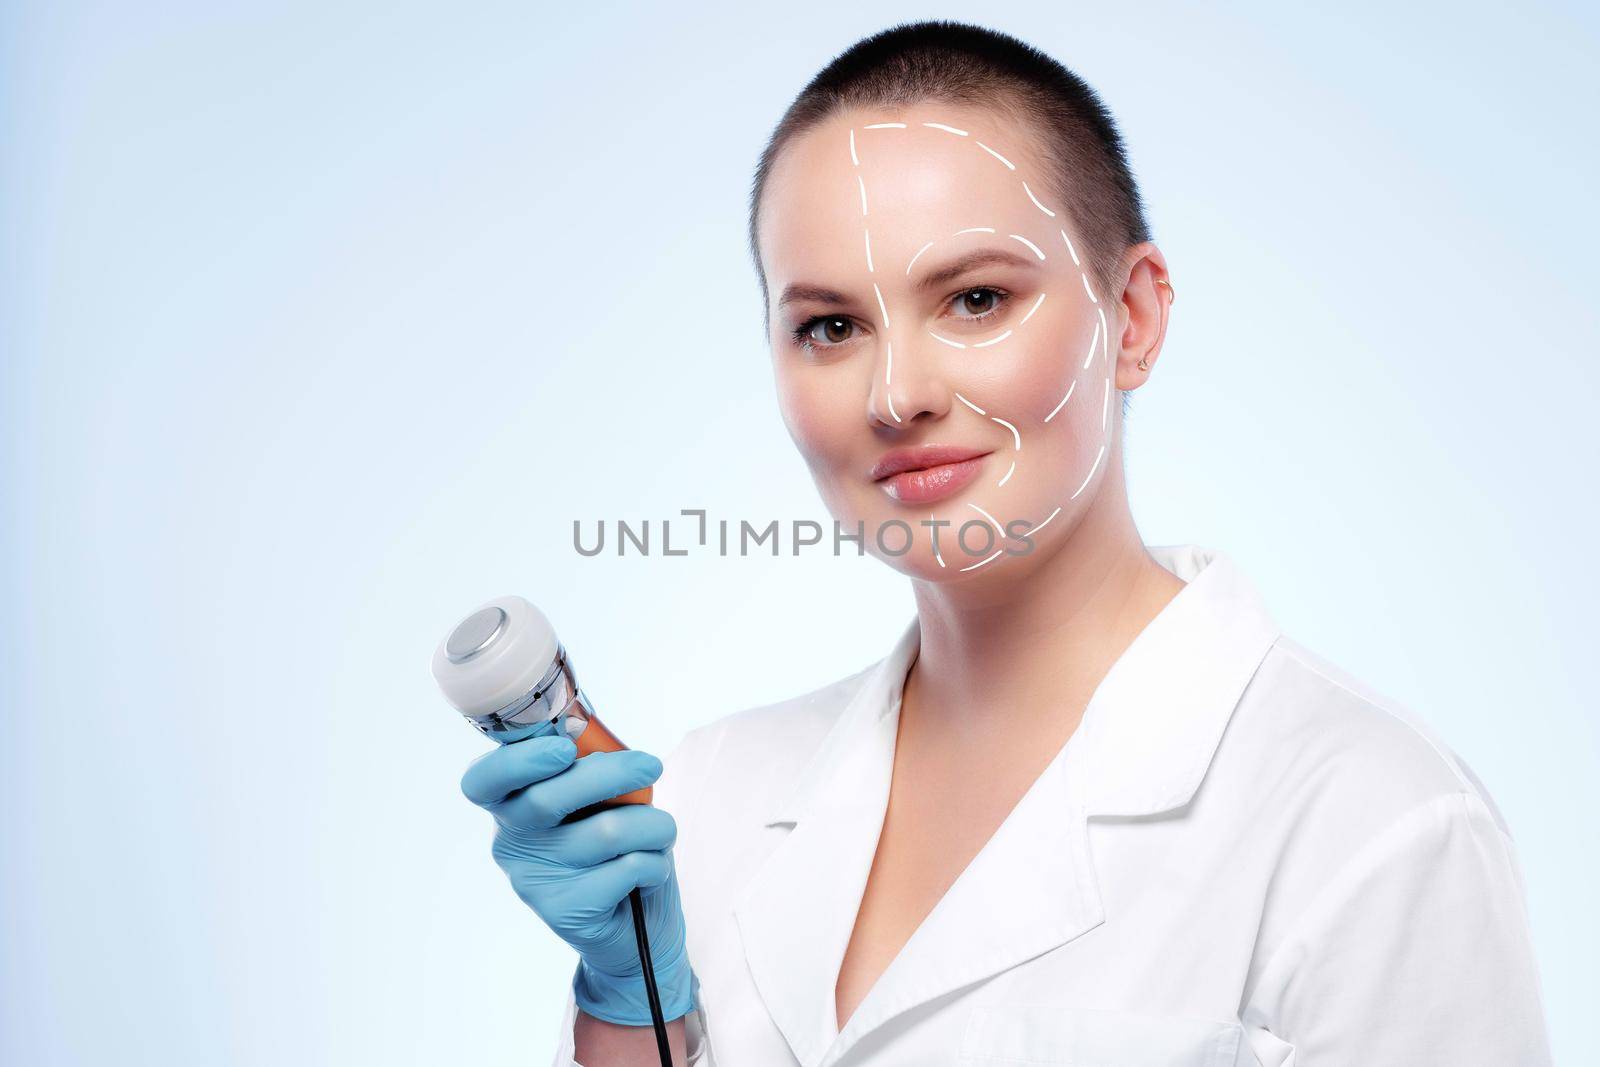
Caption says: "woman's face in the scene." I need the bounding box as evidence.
[758,102,1147,581]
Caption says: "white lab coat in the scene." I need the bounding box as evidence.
[552,544,1552,1066]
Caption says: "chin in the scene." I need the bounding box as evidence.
[852,513,1025,580]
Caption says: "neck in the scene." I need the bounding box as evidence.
[904,449,1184,746]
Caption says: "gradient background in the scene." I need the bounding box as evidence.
[4,2,1596,1063]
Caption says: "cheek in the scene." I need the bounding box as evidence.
[982,333,1080,426]
[987,301,1103,417]
[774,365,857,470]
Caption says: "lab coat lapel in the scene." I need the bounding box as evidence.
[733,621,919,1067]
[819,547,1281,1064]
[732,546,1282,1067]
[823,717,1104,1066]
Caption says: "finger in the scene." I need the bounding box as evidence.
[545,804,678,869]
[460,734,578,808]
[493,749,663,831]
[570,848,672,912]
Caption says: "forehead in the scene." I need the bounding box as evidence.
[758,102,1052,285]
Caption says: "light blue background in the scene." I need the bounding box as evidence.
[4,2,1595,1063]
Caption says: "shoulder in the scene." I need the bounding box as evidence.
[655,657,881,826]
[704,660,878,761]
[1222,633,1510,844]
[1217,638,1540,987]
[1213,634,1529,948]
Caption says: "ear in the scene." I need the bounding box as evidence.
[1112,242,1173,391]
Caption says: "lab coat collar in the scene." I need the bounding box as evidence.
[762,543,1282,825]
[733,544,1281,1067]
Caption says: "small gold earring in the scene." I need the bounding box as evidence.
[1138,356,1149,371]
[1154,278,1175,303]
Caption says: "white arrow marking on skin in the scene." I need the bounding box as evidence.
[955,393,987,416]
[954,226,995,236]
[906,241,935,275]
[923,121,968,136]
[929,332,966,349]
[873,282,889,328]
[1080,273,1098,303]
[865,229,874,272]
[998,460,1016,487]
[865,122,907,129]
[972,329,1012,348]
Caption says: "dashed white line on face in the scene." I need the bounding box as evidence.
[975,141,1015,170]
[960,548,1006,572]
[1030,505,1063,535]
[1060,228,1080,267]
[991,416,1021,450]
[967,501,1004,534]
[1009,234,1046,260]
[1019,292,1047,325]
[1044,381,1076,423]
[845,117,1128,572]
[885,339,901,424]
[1023,181,1056,218]
[1070,445,1107,500]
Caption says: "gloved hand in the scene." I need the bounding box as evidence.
[460,733,697,1026]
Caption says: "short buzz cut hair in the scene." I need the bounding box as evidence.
[748,19,1152,319]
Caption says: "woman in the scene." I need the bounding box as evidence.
[459,20,1551,1066]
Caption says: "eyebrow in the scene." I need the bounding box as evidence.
[777,246,1040,310]
[915,247,1039,289]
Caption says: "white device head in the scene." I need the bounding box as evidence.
[432,595,587,744]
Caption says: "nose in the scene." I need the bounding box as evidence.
[866,335,953,429]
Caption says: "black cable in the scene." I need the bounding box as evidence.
[628,886,674,1066]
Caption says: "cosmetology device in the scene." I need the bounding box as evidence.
[432,595,674,1066]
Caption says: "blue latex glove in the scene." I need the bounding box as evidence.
[460,733,697,1026]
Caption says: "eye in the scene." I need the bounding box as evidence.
[949,286,1009,321]
[791,315,860,355]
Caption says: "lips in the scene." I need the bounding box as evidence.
[870,445,993,504]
